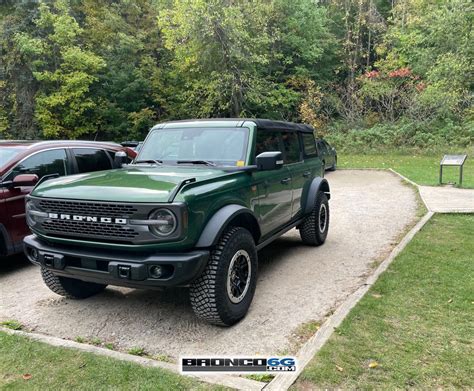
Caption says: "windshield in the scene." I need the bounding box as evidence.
[0,147,26,168]
[137,127,249,166]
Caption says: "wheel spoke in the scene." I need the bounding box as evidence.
[226,250,252,304]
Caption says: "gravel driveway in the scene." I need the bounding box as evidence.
[0,170,418,358]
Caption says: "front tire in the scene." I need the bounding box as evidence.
[300,191,330,246]
[41,267,107,299]
[190,227,258,326]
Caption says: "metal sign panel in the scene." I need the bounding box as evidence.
[439,154,468,186]
[440,155,467,166]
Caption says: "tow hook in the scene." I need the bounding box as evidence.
[117,265,132,279]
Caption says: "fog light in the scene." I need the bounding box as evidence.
[149,265,163,279]
[29,248,39,261]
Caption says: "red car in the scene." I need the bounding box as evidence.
[0,140,136,257]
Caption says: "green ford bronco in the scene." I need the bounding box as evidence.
[24,119,330,326]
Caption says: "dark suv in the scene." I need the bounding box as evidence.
[0,141,136,257]
[24,120,330,325]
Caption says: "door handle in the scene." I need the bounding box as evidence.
[302,171,311,178]
[280,177,291,185]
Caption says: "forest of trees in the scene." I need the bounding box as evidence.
[0,0,472,150]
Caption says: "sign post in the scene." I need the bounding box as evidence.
[439,155,468,186]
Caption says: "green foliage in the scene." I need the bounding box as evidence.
[326,119,474,153]
[24,1,106,138]
[0,0,472,144]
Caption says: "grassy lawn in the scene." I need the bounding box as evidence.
[294,214,474,389]
[0,332,223,391]
[340,154,474,188]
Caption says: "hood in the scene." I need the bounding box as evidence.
[31,165,230,203]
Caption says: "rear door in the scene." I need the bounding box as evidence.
[281,131,307,219]
[253,130,292,236]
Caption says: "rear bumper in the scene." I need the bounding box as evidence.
[24,234,209,288]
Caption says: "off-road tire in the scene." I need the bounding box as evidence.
[190,227,258,326]
[41,267,107,299]
[300,191,329,246]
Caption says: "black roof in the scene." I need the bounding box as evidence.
[251,119,314,133]
[159,118,315,133]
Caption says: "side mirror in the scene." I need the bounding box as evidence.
[256,151,283,171]
[12,174,39,188]
[114,150,128,168]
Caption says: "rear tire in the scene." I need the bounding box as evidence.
[190,227,258,326]
[300,191,329,246]
[41,267,107,299]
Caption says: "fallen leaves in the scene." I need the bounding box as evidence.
[368,361,379,369]
[22,374,32,380]
[336,365,344,372]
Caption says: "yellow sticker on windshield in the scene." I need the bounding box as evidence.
[236,160,245,167]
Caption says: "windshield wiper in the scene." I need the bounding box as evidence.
[176,160,216,166]
[134,159,163,165]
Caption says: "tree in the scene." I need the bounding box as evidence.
[0,1,40,138]
[27,0,105,138]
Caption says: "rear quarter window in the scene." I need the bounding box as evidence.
[302,134,318,157]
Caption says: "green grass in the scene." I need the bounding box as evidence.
[340,153,474,188]
[0,320,22,331]
[294,214,474,389]
[0,332,225,390]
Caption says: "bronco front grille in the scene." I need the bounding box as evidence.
[42,220,139,239]
[29,197,185,244]
[38,199,138,218]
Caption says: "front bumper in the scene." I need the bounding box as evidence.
[24,234,209,289]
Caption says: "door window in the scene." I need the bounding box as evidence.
[255,130,282,157]
[6,149,68,181]
[281,132,301,164]
[73,148,112,173]
[302,134,318,157]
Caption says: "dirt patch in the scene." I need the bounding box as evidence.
[0,170,418,358]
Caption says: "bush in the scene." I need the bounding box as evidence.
[325,119,474,153]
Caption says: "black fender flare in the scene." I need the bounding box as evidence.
[303,177,331,215]
[195,204,261,248]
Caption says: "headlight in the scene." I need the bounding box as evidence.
[25,200,36,226]
[148,208,177,237]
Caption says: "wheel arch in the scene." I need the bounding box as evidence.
[195,204,261,248]
[303,177,331,215]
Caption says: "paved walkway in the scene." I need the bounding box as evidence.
[389,169,474,213]
[419,185,474,213]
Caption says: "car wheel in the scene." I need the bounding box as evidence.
[41,267,107,299]
[300,191,330,246]
[190,227,258,326]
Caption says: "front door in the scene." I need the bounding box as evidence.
[253,130,292,236]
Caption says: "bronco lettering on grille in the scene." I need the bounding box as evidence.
[47,213,127,225]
